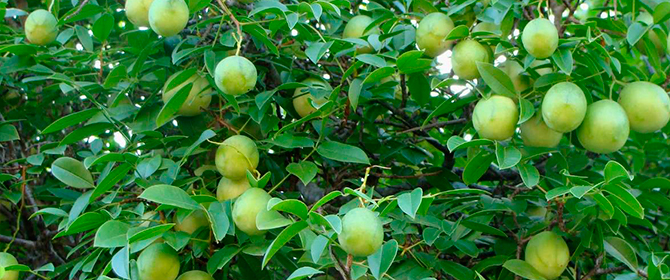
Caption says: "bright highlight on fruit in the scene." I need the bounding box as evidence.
[214,56,258,96]
[338,207,384,257]
[577,100,630,154]
[173,209,209,235]
[215,135,259,180]
[541,82,587,133]
[472,95,519,140]
[618,81,670,133]
[525,231,570,280]
[232,188,271,236]
[148,0,189,37]
[176,271,214,280]
[416,12,455,58]
[24,9,58,46]
[162,71,212,116]
[522,18,559,59]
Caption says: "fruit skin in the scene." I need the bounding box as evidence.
[472,95,519,140]
[521,18,559,59]
[148,0,189,37]
[618,81,670,133]
[125,0,155,27]
[343,15,380,53]
[520,112,563,148]
[293,77,332,118]
[232,188,271,236]
[24,9,58,46]
[137,243,180,280]
[217,176,251,201]
[176,270,214,280]
[577,100,630,154]
[174,210,209,235]
[215,135,259,180]
[214,56,257,96]
[0,252,19,280]
[541,82,587,133]
[525,231,570,280]
[451,39,490,80]
[338,208,384,257]
[500,60,531,93]
[416,13,455,58]
[162,71,212,116]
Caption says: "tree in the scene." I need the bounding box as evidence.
[1,0,670,279]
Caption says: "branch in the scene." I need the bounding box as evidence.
[0,235,36,248]
[398,119,467,134]
[64,0,90,21]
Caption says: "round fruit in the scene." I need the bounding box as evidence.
[636,12,664,56]
[525,231,570,280]
[216,176,251,201]
[500,60,531,93]
[162,71,212,116]
[137,243,180,280]
[618,81,670,133]
[520,112,563,148]
[215,135,259,180]
[0,253,18,280]
[451,39,490,80]
[174,210,209,235]
[24,9,58,46]
[472,95,519,140]
[176,270,214,280]
[541,82,587,132]
[214,56,257,96]
[521,18,559,59]
[148,0,189,37]
[416,12,455,58]
[125,0,155,27]
[232,188,271,236]
[293,77,333,118]
[342,15,380,53]
[576,100,630,154]
[338,208,384,257]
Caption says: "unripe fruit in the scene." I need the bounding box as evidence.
[342,15,380,53]
[500,60,531,93]
[137,243,180,280]
[521,18,559,59]
[293,77,332,118]
[0,252,18,280]
[541,82,587,132]
[176,271,214,280]
[173,210,209,235]
[216,176,250,201]
[520,112,563,148]
[472,95,519,140]
[125,0,155,27]
[148,0,189,37]
[618,81,670,133]
[338,208,384,257]
[215,135,259,180]
[451,39,490,80]
[162,71,212,116]
[24,9,58,46]
[577,100,630,154]
[416,13,455,58]
[214,56,257,96]
[525,231,570,280]
[232,188,271,236]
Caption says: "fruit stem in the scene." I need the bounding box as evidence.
[216,0,243,55]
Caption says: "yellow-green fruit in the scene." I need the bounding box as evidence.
[125,0,155,27]
[174,210,209,235]
[521,18,559,59]
[451,39,489,80]
[148,0,189,37]
[214,56,257,96]
[24,9,58,46]
[500,60,531,93]
[618,81,670,133]
[137,243,180,280]
[176,271,214,280]
[541,82,587,132]
[338,208,384,257]
[525,231,570,280]
[162,71,212,116]
[577,100,630,154]
[416,13,455,58]
[637,12,664,56]
[0,253,18,280]
[526,205,548,217]
[232,188,271,236]
[216,176,251,201]
[343,15,380,53]
[293,77,332,118]
[472,95,519,140]
[520,113,563,148]
[215,135,259,180]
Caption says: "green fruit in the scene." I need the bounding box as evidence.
[215,135,259,179]
[125,0,155,27]
[0,253,18,280]
[293,77,332,118]
[526,205,547,217]
[525,231,570,280]
[148,0,189,37]
[176,270,214,280]
[232,188,271,236]
[472,95,519,140]
[416,12,455,58]
[137,243,180,280]
[338,208,384,257]
[636,12,664,56]
[452,39,490,80]
[618,81,670,133]
[541,82,587,132]
[217,176,251,201]
[343,15,380,53]
[500,60,531,93]
[214,56,257,96]
[162,71,212,116]
[576,100,630,154]
[520,112,563,148]
[24,9,58,46]
[174,210,209,235]
[521,18,558,59]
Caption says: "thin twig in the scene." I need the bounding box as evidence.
[64,0,90,21]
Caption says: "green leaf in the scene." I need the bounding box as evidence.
[317,141,370,165]
[654,2,670,23]
[461,220,507,237]
[348,78,363,109]
[503,259,548,280]
[476,61,516,98]
[90,163,132,202]
[268,198,309,220]
[51,157,95,189]
[156,83,192,127]
[603,184,644,219]
[446,136,492,152]
[256,208,291,230]
[75,25,93,52]
[368,239,398,280]
[445,25,470,40]
[463,151,496,185]
[305,41,333,64]
[397,188,423,219]
[207,245,243,274]
[518,163,540,188]
[92,13,114,41]
[60,123,113,145]
[55,212,109,238]
[551,48,573,75]
[42,108,102,134]
[310,235,329,262]
[262,221,308,268]
[627,22,649,46]
[518,98,535,124]
[604,236,639,271]
[267,134,315,149]
[495,142,521,169]
[94,220,131,248]
[103,65,127,89]
[0,124,19,142]
[604,161,633,183]
[287,267,323,280]
[356,54,386,68]
[136,155,161,179]
[570,185,597,199]
[207,201,230,241]
[138,185,201,210]
[128,224,174,243]
[286,161,318,185]
[408,72,430,105]
[363,66,395,85]
[398,50,433,74]
[545,186,571,200]
[593,193,615,217]
[309,191,342,213]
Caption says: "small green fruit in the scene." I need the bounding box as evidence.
[338,208,384,257]
[148,0,189,37]
[293,77,332,118]
[520,112,563,148]
[500,60,531,93]
[232,188,271,236]
[214,56,257,96]
[577,100,630,154]
[176,271,214,280]
[125,0,155,27]
[541,82,587,132]
[25,9,58,46]
[618,81,670,133]
[162,71,212,116]
[137,243,180,280]
[215,135,259,180]
[472,95,519,140]
[0,252,18,280]
[343,15,380,53]
[521,18,558,59]
[451,39,490,80]
[416,13,455,58]
[525,231,569,280]
[173,210,209,235]
[217,176,251,201]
